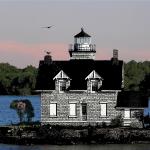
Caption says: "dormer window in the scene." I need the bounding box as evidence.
[85,70,103,93]
[59,80,66,91]
[53,70,71,93]
[92,80,98,91]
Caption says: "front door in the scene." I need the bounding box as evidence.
[82,103,87,121]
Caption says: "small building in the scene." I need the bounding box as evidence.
[36,28,148,127]
[117,91,148,126]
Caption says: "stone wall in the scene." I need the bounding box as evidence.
[41,90,124,125]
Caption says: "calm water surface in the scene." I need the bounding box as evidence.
[0,144,150,150]
[0,95,149,125]
[0,95,40,125]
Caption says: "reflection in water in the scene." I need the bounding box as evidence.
[0,95,40,125]
[0,144,150,150]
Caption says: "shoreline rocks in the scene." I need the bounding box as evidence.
[0,125,150,145]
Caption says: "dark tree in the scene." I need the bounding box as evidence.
[139,73,150,92]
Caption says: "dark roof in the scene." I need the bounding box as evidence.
[74,28,91,38]
[117,91,148,108]
[36,59,123,90]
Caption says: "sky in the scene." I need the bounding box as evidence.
[0,0,150,68]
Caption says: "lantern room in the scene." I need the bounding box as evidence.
[69,28,96,60]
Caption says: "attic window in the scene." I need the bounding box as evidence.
[53,70,71,93]
[92,80,98,91]
[59,81,66,91]
[85,70,103,93]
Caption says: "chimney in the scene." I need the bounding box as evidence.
[111,49,119,65]
[113,49,118,59]
[44,51,52,65]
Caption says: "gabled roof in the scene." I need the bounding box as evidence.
[36,59,123,90]
[117,91,148,108]
[85,70,103,80]
[74,28,91,38]
[53,70,70,80]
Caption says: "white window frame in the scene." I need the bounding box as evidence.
[69,103,77,117]
[90,80,98,93]
[50,103,57,117]
[100,103,107,117]
[124,109,130,119]
[58,80,66,93]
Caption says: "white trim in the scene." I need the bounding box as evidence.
[69,101,78,104]
[36,90,121,93]
[69,103,77,117]
[68,116,77,118]
[124,109,131,119]
[101,90,121,92]
[50,101,58,104]
[100,103,107,117]
[58,81,61,93]
[35,90,52,92]
[116,107,145,110]
[53,70,71,80]
[69,90,87,92]
[99,101,113,103]
[50,103,57,116]
[41,120,111,123]
[85,70,102,80]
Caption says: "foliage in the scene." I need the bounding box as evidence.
[1,60,150,94]
[10,99,35,123]
[124,61,150,91]
[110,115,123,127]
[101,122,107,128]
[139,74,150,91]
[0,63,37,95]
[133,111,144,128]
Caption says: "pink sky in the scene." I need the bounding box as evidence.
[0,41,150,68]
[0,1,150,68]
[0,41,68,68]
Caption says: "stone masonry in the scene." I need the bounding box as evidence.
[41,90,123,126]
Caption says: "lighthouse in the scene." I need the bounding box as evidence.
[69,28,96,60]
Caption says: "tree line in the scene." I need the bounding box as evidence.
[0,63,37,95]
[0,61,150,95]
[124,60,150,91]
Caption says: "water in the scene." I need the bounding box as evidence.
[0,144,150,150]
[0,95,40,125]
[0,95,149,125]
[0,96,150,149]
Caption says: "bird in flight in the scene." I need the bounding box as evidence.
[42,25,53,29]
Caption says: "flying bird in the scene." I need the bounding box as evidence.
[42,25,53,29]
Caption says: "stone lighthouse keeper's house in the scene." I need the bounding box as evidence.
[36,28,148,127]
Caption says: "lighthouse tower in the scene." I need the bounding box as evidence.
[69,28,96,60]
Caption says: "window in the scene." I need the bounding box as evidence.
[50,103,57,116]
[100,103,107,117]
[69,103,77,117]
[82,103,87,115]
[85,70,103,93]
[124,109,130,118]
[59,81,66,91]
[92,81,98,91]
